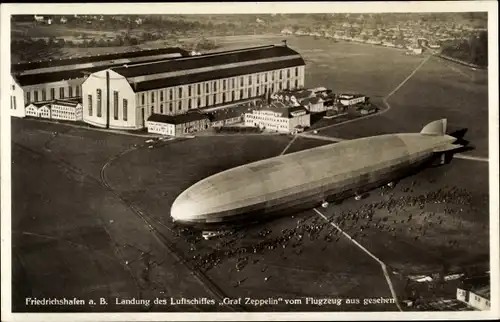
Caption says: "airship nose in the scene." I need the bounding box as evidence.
[171,192,197,222]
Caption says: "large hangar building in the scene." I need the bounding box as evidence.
[81,44,306,130]
[10,47,188,118]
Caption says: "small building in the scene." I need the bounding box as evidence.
[25,102,49,118]
[457,276,490,311]
[51,99,83,121]
[272,89,314,106]
[338,94,366,106]
[301,96,325,113]
[38,104,52,119]
[147,113,210,136]
[412,47,423,55]
[207,105,248,128]
[244,105,310,133]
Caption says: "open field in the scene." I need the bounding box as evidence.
[11,114,489,312]
[10,33,490,312]
[103,130,488,311]
[11,119,227,313]
[306,53,488,157]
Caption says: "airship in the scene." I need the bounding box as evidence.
[171,119,465,227]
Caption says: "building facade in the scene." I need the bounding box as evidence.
[82,44,306,129]
[10,47,188,118]
[457,287,490,311]
[25,103,47,118]
[339,94,366,106]
[146,113,211,136]
[10,76,25,118]
[51,100,83,121]
[38,105,51,119]
[244,106,310,133]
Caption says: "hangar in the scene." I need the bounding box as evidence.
[9,47,188,118]
[81,44,306,130]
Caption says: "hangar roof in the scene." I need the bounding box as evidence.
[114,45,303,78]
[11,47,188,73]
[109,45,304,92]
[14,56,181,86]
[131,58,305,92]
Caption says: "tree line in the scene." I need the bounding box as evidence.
[441,30,488,67]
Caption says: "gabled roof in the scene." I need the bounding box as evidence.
[14,55,185,87]
[131,58,305,92]
[26,101,50,108]
[114,45,303,78]
[11,47,188,73]
[255,105,308,118]
[208,106,247,122]
[117,45,305,92]
[147,112,209,125]
[52,99,81,107]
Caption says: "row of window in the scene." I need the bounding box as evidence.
[25,86,81,103]
[148,80,301,116]
[148,124,175,136]
[247,114,289,123]
[139,68,302,105]
[52,111,76,116]
[88,89,128,121]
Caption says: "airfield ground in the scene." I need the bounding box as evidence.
[10,35,489,312]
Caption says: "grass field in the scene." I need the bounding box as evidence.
[10,34,490,312]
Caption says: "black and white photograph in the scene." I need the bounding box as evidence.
[1,2,498,321]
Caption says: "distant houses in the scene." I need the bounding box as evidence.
[271,87,335,113]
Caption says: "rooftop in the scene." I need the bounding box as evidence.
[338,93,366,99]
[14,55,185,87]
[131,58,304,92]
[206,104,250,122]
[11,47,188,73]
[114,45,302,78]
[461,275,490,299]
[254,105,308,118]
[118,45,305,92]
[26,97,82,108]
[147,112,209,125]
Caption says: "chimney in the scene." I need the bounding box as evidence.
[282,39,287,47]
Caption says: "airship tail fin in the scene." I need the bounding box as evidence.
[433,143,464,152]
[420,119,447,136]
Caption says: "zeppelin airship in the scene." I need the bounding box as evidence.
[171,119,464,227]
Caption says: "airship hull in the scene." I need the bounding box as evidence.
[172,154,433,228]
[171,120,459,228]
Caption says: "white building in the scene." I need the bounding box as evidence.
[339,94,366,106]
[82,44,306,130]
[457,286,490,311]
[301,96,326,113]
[10,76,25,118]
[11,47,188,117]
[51,100,83,121]
[25,103,47,118]
[244,106,310,133]
[25,102,51,119]
[147,113,211,137]
[38,105,51,119]
[456,276,490,311]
